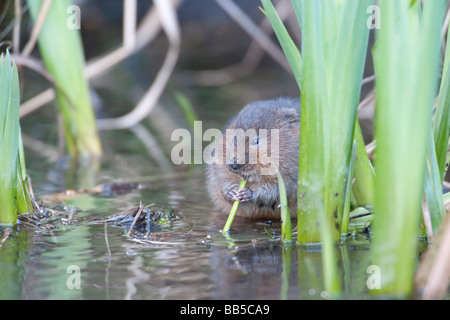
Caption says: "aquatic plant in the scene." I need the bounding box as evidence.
[0,52,33,225]
[371,0,446,297]
[26,0,102,159]
[262,0,372,294]
[263,0,450,298]
[222,180,247,234]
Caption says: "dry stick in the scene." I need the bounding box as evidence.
[127,202,144,237]
[12,54,84,123]
[96,0,181,130]
[11,54,55,83]
[19,0,182,123]
[85,0,139,79]
[361,74,376,86]
[13,0,22,54]
[195,0,292,86]
[21,0,52,57]
[420,213,450,299]
[20,89,55,118]
[214,0,290,72]
[123,0,137,50]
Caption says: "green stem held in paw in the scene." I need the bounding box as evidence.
[222,180,247,234]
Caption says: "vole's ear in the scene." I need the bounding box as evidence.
[278,108,299,124]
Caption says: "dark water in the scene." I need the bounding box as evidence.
[0,125,375,300]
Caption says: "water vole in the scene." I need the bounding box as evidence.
[207,97,300,219]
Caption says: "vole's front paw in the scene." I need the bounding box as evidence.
[226,188,253,202]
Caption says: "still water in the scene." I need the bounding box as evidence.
[0,125,373,300]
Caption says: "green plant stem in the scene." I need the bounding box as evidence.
[222,180,247,234]
[424,132,446,237]
[433,20,450,182]
[0,52,33,224]
[277,170,292,243]
[341,141,357,236]
[371,0,445,296]
[27,0,102,159]
[351,121,375,207]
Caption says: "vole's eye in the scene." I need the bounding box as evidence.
[251,137,259,146]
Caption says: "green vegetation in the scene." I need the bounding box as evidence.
[262,0,450,298]
[0,52,33,225]
[262,0,372,295]
[371,0,446,297]
[26,0,102,159]
[222,180,247,234]
[277,170,292,244]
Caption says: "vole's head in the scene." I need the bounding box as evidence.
[220,99,299,180]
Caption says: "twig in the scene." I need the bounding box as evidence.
[361,74,376,86]
[127,202,144,237]
[21,0,52,57]
[123,0,137,50]
[214,0,290,72]
[11,54,55,83]
[12,54,82,119]
[96,0,181,130]
[19,0,183,122]
[13,0,22,53]
[0,0,14,41]
[19,89,55,118]
[418,213,450,300]
[194,0,292,86]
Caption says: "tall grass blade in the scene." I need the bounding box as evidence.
[263,0,372,296]
[0,52,20,224]
[0,52,33,224]
[27,0,102,158]
[260,0,302,88]
[424,132,446,237]
[295,0,371,243]
[351,121,375,208]
[433,22,450,182]
[296,0,370,295]
[371,0,445,296]
[276,170,292,243]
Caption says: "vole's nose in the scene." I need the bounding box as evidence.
[229,157,242,171]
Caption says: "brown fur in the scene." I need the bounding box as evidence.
[207,97,300,219]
